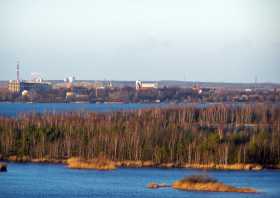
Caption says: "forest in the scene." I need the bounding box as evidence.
[0,103,279,166]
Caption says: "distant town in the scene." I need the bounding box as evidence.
[0,63,279,103]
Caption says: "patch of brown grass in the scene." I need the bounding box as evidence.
[67,156,116,171]
[116,160,155,168]
[182,163,263,171]
[7,155,30,162]
[159,163,175,168]
[31,158,64,164]
[180,175,217,183]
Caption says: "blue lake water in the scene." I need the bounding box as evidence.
[1,163,280,198]
[0,103,164,117]
[0,102,250,117]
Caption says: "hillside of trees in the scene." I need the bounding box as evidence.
[0,103,279,166]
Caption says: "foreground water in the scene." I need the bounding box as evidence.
[1,163,280,198]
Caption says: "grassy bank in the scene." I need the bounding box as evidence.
[67,156,116,171]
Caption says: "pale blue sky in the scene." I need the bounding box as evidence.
[0,0,280,82]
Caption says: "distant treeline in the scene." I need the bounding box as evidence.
[0,103,279,165]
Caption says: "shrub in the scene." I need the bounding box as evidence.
[181,175,217,183]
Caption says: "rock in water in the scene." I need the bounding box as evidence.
[0,163,7,172]
[147,183,170,189]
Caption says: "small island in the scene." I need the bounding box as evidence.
[172,175,256,193]
[147,175,256,193]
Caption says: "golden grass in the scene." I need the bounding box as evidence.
[3,154,266,171]
[116,160,155,168]
[7,156,64,164]
[159,163,176,168]
[182,163,263,171]
[172,175,256,193]
[67,157,117,171]
[31,158,64,164]
[8,155,30,162]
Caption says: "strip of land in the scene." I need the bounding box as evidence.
[4,155,279,171]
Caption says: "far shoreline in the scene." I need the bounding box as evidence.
[2,156,280,171]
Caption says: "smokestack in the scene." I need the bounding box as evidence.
[16,61,20,82]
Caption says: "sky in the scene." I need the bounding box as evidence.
[0,0,280,83]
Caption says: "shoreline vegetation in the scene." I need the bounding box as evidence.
[67,156,117,170]
[3,155,278,171]
[0,103,280,171]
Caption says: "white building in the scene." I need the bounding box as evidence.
[135,80,158,90]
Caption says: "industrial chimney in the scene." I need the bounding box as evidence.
[16,61,20,82]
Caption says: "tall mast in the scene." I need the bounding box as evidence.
[16,61,20,82]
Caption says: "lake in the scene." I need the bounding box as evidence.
[0,103,165,117]
[0,102,251,117]
[1,163,280,198]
